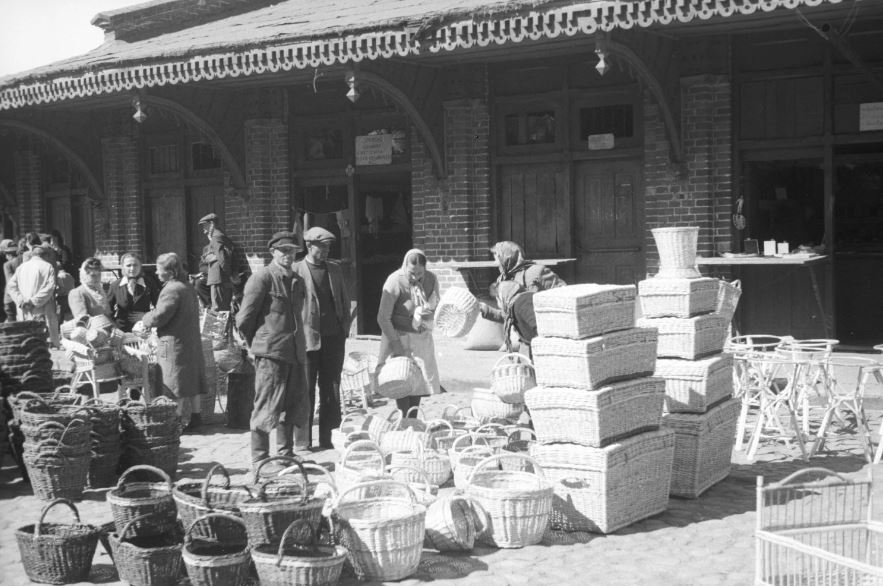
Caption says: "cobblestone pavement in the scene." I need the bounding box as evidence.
[2,337,882,585]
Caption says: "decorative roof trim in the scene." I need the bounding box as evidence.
[0,0,841,111]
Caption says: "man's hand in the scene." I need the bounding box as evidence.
[478,301,489,314]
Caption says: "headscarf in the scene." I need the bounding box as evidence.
[492,241,534,280]
[401,248,429,310]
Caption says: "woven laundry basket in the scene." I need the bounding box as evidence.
[376,356,424,399]
[637,314,728,360]
[435,287,480,338]
[652,227,700,279]
[532,328,658,390]
[524,377,665,447]
[638,277,719,318]
[490,353,536,404]
[662,398,740,499]
[655,353,733,413]
[533,284,636,339]
[529,428,675,534]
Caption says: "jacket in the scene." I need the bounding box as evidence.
[108,273,161,331]
[3,255,22,305]
[200,229,237,286]
[292,258,351,351]
[68,284,110,319]
[236,263,307,365]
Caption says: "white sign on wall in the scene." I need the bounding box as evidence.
[355,134,393,166]
[587,133,615,150]
[859,102,883,131]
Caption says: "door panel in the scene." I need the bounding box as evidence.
[148,189,186,262]
[46,196,72,247]
[187,185,225,273]
[499,163,569,257]
[574,160,644,285]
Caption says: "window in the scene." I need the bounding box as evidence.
[579,104,634,140]
[191,142,221,171]
[148,144,179,174]
[304,128,343,161]
[496,100,561,154]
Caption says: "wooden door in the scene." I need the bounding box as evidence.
[70,194,94,262]
[46,194,72,246]
[147,189,186,262]
[499,163,570,257]
[187,184,225,274]
[574,160,644,285]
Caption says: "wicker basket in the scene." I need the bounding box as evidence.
[471,387,523,422]
[532,328,658,390]
[389,440,452,488]
[716,279,742,324]
[363,409,402,442]
[107,465,178,537]
[440,405,481,434]
[251,518,347,586]
[119,396,179,428]
[652,226,700,278]
[119,440,181,480]
[426,418,469,453]
[465,454,552,548]
[109,513,184,586]
[384,464,438,507]
[333,480,426,581]
[376,356,424,399]
[336,440,388,492]
[533,284,636,339]
[88,448,121,489]
[655,353,734,413]
[424,494,478,552]
[500,428,537,472]
[637,314,728,360]
[490,353,536,404]
[435,287,480,338]
[399,406,428,432]
[174,464,253,543]
[662,398,740,498]
[378,427,428,458]
[19,417,91,446]
[450,435,497,490]
[15,498,101,585]
[524,378,665,447]
[182,513,251,586]
[638,277,719,318]
[17,398,92,429]
[529,428,675,533]
[23,447,90,501]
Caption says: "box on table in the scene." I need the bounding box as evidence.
[524,377,664,447]
[529,429,675,533]
[638,277,719,319]
[662,398,740,499]
[655,353,733,414]
[636,314,727,360]
[534,284,635,340]
[532,328,658,390]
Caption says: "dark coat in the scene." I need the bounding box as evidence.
[236,263,307,365]
[4,255,22,305]
[141,278,206,399]
[200,229,237,286]
[292,259,351,351]
[108,273,161,332]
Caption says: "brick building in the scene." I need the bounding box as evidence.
[1,0,882,344]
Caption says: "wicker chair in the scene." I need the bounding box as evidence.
[340,352,378,416]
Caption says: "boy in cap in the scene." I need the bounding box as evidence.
[292,226,351,450]
[198,213,238,311]
[236,231,311,464]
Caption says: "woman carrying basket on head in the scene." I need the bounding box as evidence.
[376,249,442,417]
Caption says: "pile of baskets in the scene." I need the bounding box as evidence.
[82,398,121,488]
[119,397,181,479]
[0,321,53,395]
[60,315,125,383]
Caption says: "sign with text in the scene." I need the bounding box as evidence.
[859,102,883,131]
[355,134,393,166]
[587,133,615,150]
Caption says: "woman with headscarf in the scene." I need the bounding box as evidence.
[494,281,539,358]
[68,257,111,320]
[376,249,441,416]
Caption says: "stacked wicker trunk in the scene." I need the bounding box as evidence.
[524,284,675,534]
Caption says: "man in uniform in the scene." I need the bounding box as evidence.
[198,213,237,311]
[293,227,351,450]
[236,231,311,464]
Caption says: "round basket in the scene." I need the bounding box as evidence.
[490,353,536,404]
[336,440,388,493]
[471,388,524,422]
[363,409,402,442]
[451,444,496,490]
[427,418,469,453]
[334,480,426,582]
[385,464,437,507]
[251,518,347,586]
[119,397,179,428]
[81,399,121,437]
[435,287,480,338]
[376,356,423,400]
[424,494,478,552]
[107,465,178,537]
[119,441,180,480]
[465,454,552,548]
[500,428,537,472]
[108,513,184,586]
[651,226,700,277]
[389,440,452,488]
[330,413,368,452]
[17,399,91,429]
[182,513,251,586]
[174,464,253,543]
[23,449,90,501]
[15,498,101,585]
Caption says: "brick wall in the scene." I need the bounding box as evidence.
[13,149,43,233]
[643,74,733,276]
[96,131,142,264]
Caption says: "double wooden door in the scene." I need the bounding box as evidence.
[147,184,223,271]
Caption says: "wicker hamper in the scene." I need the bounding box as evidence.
[109,513,184,586]
[637,277,719,318]
[533,284,636,339]
[662,398,740,499]
[376,356,424,399]
[532,328,658,390]
[524,377,665,447]
[529,428,676,533]
[655,353,734,413]
[251,518,347,586]
[637,314,728,360]
[651,227,700,279]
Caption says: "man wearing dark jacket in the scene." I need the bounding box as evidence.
[198,213,238,311]
[236,231,311,465]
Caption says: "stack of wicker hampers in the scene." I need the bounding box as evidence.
[637,226,740,499]
[119,397,181,479]
[524,283,675,534]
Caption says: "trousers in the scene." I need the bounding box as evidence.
[306,333,346,447]
[250,356,309,463]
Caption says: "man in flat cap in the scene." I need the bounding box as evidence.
[293,226,351,450]
[236,231,311,464]
[198,213,238,311]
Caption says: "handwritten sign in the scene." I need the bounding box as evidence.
[355,134,393,166]
[859,102,883,131]
[587,133,615,150]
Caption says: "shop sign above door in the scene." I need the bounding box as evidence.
[859,102,883,132]
[355,134,393,165]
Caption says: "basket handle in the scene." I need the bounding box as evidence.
[252,455,301,485]
[440,404,461,420]
[466,454,545,486]
[275,519,321,566]
[341,439,386,470]
[34,498,81,538]
[404,406,426,421]
[426,418,454,435]
[386,465,434,499]
[201,463,232,504]
[506,427,537,445]
[12,391,46,403]
[280,461,338,494]
[150,396,176,406]
[336,479,417,508]
[118,513,155,541]
[270,459,309,494]
[184,512,247,546]
[474,422,507,437]
[450,432,489,453]
[385,408,403,427]
[492,352,534,370]
[116,464,172,492]
[731,279,741,289]
[60,418,89,444]
[52,386,82,403]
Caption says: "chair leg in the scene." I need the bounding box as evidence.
[735,398,751,452]
[786,405,808,461]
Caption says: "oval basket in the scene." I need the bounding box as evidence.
[182,513,250,586]
[173,464,252,544]
[471,388,524,422]
[424,494,478,552]
[435,288,480,338]
[107,465,178,538]
[490,353,536,404]
[251,518,347,586]
[376,356,423,400]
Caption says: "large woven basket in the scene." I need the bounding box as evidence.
[107,465,178,537]
[23,448,90,501]
[423,494,478,552]
[471,387,523,422]
[529,428,675,533]
[119,396,179,428]
[465,454,552,548]
[109,513,184,586]
[532,328,658,390]
[638,277,719,318]
[533,284,636,339]
[182,513,250,586]
[15,499,101,585]
[490,353,536,404]
[652,226,700,278]
[637,314,728,360]
[451,439,497,490]
[251,518,347,586]
[655,353,734,413]
[662,398,740,498]
[336,440,388,493]
[389,440,452,488]
[435,287,480,338]
[376,356,424,399]
[173,464,252,543]
[334,480,426,581]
